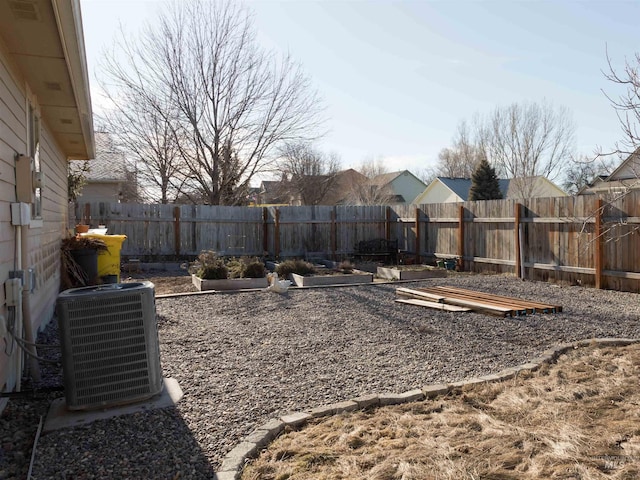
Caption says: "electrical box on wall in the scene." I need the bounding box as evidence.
[33,171,45,189]
[5,278,22,307]
[11,203,31,226]
[16,155,33,203]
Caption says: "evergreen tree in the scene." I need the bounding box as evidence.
[469,158,503,200]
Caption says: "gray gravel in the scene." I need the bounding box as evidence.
[2,274,639,479]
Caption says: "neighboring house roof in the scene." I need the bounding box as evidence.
[260,180,282,193]
[371,170,424,187]
[416,176,566,204]
[258,169,369,206]
[0,0,94,159]
[259,180,290,204]
[70,133,128,182]
[606,147,640,181]
[371,170,427,204]
[580,148,640,194]
[371,171,404,186]
[326,168,367,205]
[85,133,128,182]
[438,178,511,201]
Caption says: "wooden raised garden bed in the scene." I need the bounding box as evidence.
[289,269,373,287]
[377,265,447,281]
[191,274,268,291]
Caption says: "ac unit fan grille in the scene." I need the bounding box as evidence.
[57,283,162,410]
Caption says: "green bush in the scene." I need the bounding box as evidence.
[225,257,244,279]
[275,259,316,277]
[226,256,266,278]
[242,259,266,278]
[189,251,228,279]
[189,253,266,280]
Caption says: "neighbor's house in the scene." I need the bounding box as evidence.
[257,169,426,206]
[0,0,94,395]
[257,180,290,205]
[579,148,640,195]
[72,132,133,203]
[257,169,368,206]
[322,168,367,205]
[414,176,567,204]
[370,170,427,205]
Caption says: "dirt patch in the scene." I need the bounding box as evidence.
[121,270,196,295]
[242,343,640,480]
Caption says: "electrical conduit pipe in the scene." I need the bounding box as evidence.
[17,225,41,390]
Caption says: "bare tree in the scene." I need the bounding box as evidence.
[603,50,640,153]
[435,120,485,178]
[562,153,616,195]
[484,101,575,195]
[98,0,324,206]
[439,101,575,198]
[277,143,341,205]
[95,94,188,204]
[414,165,437,186]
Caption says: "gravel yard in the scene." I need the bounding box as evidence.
[2,273,639,479]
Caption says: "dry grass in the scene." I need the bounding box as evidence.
[242,343,640,480]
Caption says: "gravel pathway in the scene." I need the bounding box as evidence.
[2,274,639,479]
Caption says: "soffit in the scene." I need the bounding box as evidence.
[0,0,94,159]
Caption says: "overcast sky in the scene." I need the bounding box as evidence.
[80,0,638,176]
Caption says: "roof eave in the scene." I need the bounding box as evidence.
[52,0,94,160]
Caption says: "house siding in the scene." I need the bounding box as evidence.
[389,172,426,205]
[0,41,69,391]
[79,181,122,203]
[415,180,463,204]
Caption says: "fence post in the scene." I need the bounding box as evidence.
[83,203,91,225]
[331,207,337,260]
[275,208,281,259]
[415,207,421,264]
[457,205,464,271]
[174,206,181,257]
[515,202,521,279]
[595,198,603,289]
[385,206,391,241]
[262,207,269,256]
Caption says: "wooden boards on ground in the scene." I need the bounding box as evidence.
[395,298,472,312]
[396,286,562,317]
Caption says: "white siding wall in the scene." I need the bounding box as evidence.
[0,42,69,391]
[390,172,426,204]
[416,181,462,204]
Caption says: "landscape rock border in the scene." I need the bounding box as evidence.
[215,337,639,480]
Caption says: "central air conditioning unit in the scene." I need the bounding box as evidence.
[56,281,162,410]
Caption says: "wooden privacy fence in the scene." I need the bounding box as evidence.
[74,190,640,292]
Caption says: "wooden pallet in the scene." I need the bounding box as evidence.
[396,286,562,317]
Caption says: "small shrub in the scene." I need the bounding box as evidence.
[242,259,266,278]
[338,260,355,273]
[225,257,244,279]
[226,256,266,278]
[275,259,317,277]
[189,251,228,279]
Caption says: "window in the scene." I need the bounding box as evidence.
[26,91,42,222]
